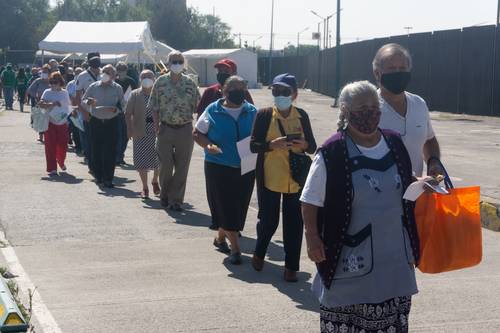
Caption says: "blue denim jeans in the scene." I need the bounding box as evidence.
[3,87,14,108]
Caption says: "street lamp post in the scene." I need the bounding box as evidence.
[253,35,263,50]
[335,0,341,104]
[311,10,325,49]
[268,0,275,85]
[297,27,309,56]
[404,26,413,36]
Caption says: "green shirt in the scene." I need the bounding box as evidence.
[1,69,16,88]
[148,73,200,125]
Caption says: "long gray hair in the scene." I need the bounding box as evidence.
[337,80,378,131]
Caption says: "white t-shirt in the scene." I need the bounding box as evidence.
[76,69,101,93]
[66,79,77,98]
[195,105,243,134]
[378,91,435,177]
[300,137,390,207]
[40,89,72,125]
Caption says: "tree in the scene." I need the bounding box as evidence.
[283,44,318,57]
[185,8,236,49]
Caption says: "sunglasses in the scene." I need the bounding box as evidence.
[171,60,184,65]
[272,87,292,97]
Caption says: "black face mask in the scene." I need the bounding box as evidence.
[217,73,231,86]
[88,59,101,69]
[380,71,411,95]
[227,90,245,105]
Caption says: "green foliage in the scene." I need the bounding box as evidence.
[1,0,235,54]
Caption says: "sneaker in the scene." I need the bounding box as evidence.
[213,238,231,254]
[229,252,242,265]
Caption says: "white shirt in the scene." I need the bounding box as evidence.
[76,69,101,93]
[300,137,390,207]
[66,79,77,98]
[195,105,243,134]
[40,89,72,125]
[378,91,435,177]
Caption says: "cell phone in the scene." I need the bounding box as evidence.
[286,133,302,141]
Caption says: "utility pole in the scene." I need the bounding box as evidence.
[268,0,275,85]
[297,27,309,57]
[239,33,242,48]
[404,26,413,36]
[335,0,341,104]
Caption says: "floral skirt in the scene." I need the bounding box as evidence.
[320,296,411,333]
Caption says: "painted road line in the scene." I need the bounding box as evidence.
[0,232,61,333]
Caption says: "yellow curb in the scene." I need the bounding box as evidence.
[481,201,500,232]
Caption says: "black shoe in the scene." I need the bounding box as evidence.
[229,252,242,265]
[209,223,218,231]
[103,181,114,188]
[169,203,184,212]
[213,238,231,254]
[161,198,169,208]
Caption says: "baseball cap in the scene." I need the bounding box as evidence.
[214,58,237,73]
[87,52,101,61]
[272,73,297,90]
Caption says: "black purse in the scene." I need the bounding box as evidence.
[276,119,312,187]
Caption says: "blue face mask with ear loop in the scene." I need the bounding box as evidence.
[274,95,293,110]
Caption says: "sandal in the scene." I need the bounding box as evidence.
[140,188,149,199]
[152,182,160,196]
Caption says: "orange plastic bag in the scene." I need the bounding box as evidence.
[415,186,482,273]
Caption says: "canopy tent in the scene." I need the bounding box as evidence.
[183,48,258,88]
[38,21,156,58]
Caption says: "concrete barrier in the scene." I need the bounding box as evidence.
[481,201,500,232]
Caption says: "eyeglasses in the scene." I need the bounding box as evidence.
[171,60,184,65]
[272,87,292,97]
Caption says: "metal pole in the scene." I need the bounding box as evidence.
[335,0,341,102]
[297,32,300,57]
[268,0,275,84]
[497,0,500,25]
[317,22,321,50]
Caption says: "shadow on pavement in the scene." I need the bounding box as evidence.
[166,207,212,228]
[222,253,318,313]
[40,172,84,184]
[113,176,136,186]
[97,185,140,199]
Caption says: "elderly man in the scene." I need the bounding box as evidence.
[196,58,254,118]
[149,51,200,211]
[373,43,442,177]
[82,64,125,188]
[76,52,102,167]
[115,61,139,166]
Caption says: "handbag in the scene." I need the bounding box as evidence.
[31,106,49,133]
[276,119,312,187]
[415,161,482,273]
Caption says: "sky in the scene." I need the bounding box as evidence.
[187,0,498,49]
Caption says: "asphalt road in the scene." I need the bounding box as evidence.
[0,89,499,332]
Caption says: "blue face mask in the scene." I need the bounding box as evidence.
[274,95,292,110]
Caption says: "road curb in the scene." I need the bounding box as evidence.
[481,201,500,232]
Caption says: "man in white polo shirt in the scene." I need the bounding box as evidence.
[373,43,443,177]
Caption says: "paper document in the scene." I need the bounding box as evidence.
[237,136,257,175]
[70,115,84,132]
[403,178,449,201]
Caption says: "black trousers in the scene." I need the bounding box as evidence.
[89,117,118,182]
[254,187,304,271]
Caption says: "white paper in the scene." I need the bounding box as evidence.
[237,136,257,175]
[124,86,132,102]
[403,179,449,201]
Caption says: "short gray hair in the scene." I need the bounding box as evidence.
[140,69,154,79]
[222,75,247,93]
[372,43,412,72]
[337,80,378,130]
[167,51,185,66]
[102,64,116,75]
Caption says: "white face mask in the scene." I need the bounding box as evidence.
[141,78,154,89]
[101,73,111,83]
[41,73,49,80]
[170,64,184,74]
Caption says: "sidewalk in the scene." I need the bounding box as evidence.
[0,90,499,332]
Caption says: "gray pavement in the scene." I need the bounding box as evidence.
[0,89,499,332]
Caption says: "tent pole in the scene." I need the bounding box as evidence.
[41,50,45,65]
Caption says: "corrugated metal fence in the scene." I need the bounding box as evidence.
[258,25,500,116]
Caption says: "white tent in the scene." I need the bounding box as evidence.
[38,21,157,59]
[183,49,258,88]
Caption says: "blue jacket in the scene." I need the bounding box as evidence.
[205,99,257,168]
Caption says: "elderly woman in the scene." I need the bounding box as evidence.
[126,70,160,199]
[38,72,72,175]
[193,76,257,265]
[250,73,317,282]
[301,81,420,333]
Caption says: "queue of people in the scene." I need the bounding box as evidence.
[4,43,441,333]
